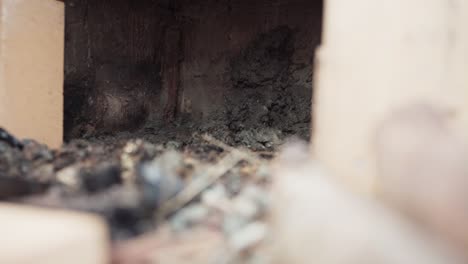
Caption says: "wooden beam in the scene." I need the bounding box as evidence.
[0,0,64,148]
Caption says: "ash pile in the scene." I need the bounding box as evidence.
[0,127,273,263]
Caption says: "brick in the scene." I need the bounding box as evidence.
[0,0,64,148]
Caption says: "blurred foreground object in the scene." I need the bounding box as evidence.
[375,103,468,257]
[112,226,224,264]
[269,141,463,264]
[0,0,64,148]
[0,203,109,264]
[313,0,468,194]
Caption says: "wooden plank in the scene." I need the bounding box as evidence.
[0,0,64,148]
[313,0,468,194]
[0,203,109,264]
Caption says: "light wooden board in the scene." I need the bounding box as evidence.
[0,203,109,264]
[0,0,64,148]
[313,0,468,194]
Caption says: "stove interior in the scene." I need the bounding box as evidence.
[64,0,323,149]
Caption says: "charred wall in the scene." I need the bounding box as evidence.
[64,0,323,146]
[64,0,167,138]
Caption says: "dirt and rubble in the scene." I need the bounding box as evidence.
[0,127,277,263]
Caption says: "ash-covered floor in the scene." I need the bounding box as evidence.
[0,127,275,263]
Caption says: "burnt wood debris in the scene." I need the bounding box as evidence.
[0,127,23,149]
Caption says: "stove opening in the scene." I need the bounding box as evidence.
[64,0,323,150]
